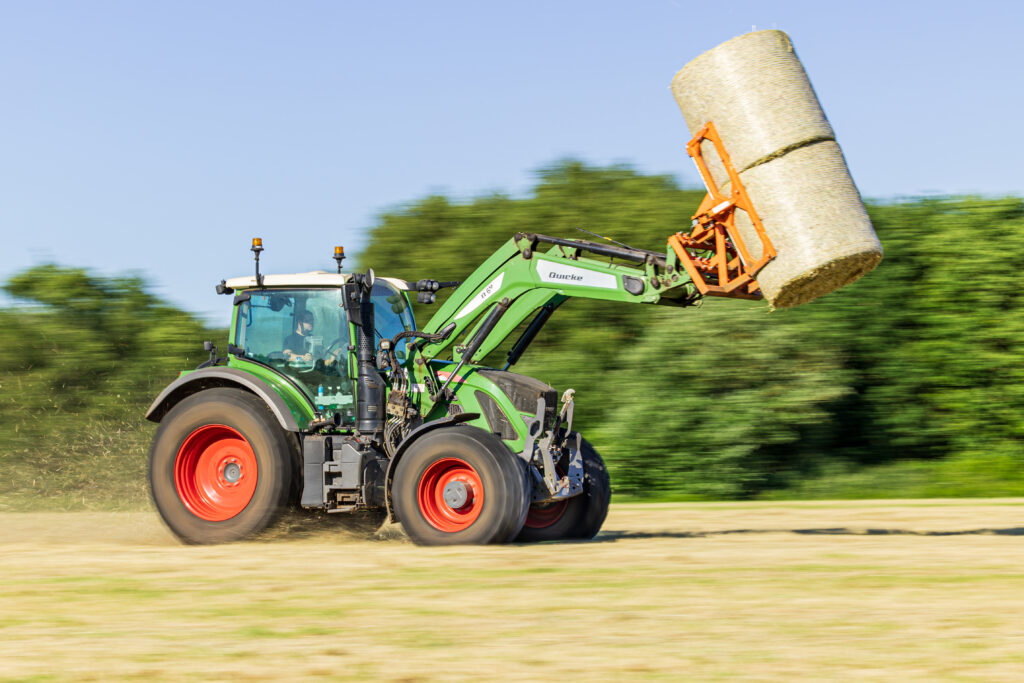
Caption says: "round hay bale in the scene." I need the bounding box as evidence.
[729,141,882,308]
[671,30,835,186]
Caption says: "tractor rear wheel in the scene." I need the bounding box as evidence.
[515,438,610,542]
[393,427,530,545]
[149,387,296,544]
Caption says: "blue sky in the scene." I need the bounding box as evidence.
[1,1,1020,322]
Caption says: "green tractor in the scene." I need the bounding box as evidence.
[145,230,719,545]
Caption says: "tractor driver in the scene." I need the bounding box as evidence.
[282,310,345,368]
[283,311,315,362]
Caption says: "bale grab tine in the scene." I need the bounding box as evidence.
[668,122,776,300]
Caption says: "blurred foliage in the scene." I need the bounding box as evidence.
[2,163,1023,508]
[0,265,218,425]
[598,302,850,498]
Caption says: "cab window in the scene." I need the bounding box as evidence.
[370,281,415,361]
[233,288,354,424]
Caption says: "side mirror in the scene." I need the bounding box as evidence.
[363,268,375,293]
[268,295,286,312]
[203,341,215,352]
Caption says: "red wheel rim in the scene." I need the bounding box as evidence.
[524,499,568,529]
[417,457,484,532]
[174,425,258,521]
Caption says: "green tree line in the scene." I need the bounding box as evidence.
[2,161,1022,508]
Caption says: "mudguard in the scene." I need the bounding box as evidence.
[145,367,303,432]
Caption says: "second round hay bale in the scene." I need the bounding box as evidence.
[671,29,835,186]
[728,141,882,308]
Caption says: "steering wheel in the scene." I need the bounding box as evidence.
[304,338,347,377]
[323,338,345,361]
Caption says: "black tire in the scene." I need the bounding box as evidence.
[285,432,304,509]
[148,387,296,544]
[393,426,531,546]
[515,438,611,542]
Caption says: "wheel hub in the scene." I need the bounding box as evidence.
[416,457,485,533]
[443,480,470,509]
[222,460,242,484]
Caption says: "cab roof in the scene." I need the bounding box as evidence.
[224,271,412,290]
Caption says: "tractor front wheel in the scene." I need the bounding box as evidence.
[149,388,296,544]
[393,427,530,545]
[516,438,610,542]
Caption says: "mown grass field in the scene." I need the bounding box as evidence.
[3,500,1024,681]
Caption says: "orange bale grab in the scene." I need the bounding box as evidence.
[669,122,776,300]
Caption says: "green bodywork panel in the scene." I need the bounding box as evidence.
[408,360,534,451]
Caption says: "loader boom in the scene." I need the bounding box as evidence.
[418,233,699,365]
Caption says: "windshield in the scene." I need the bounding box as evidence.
[231,283,415,425]
[234,289,347,363]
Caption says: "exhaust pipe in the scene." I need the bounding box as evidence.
[346,269,385,434]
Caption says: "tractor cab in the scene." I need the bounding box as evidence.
[223,272,416,427]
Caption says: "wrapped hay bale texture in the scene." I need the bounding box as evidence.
[671,30,882,307]
[729,141,882,308]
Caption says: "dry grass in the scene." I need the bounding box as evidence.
[0,420,153,512]
[3,501,1024,681]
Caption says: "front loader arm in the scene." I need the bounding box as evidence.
[417,233,699,364]
[411,123,789,367]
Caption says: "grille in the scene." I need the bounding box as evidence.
[477,369,557,423]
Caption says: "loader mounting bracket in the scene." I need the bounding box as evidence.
[668,121,776,300]
[520,394,584,503]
